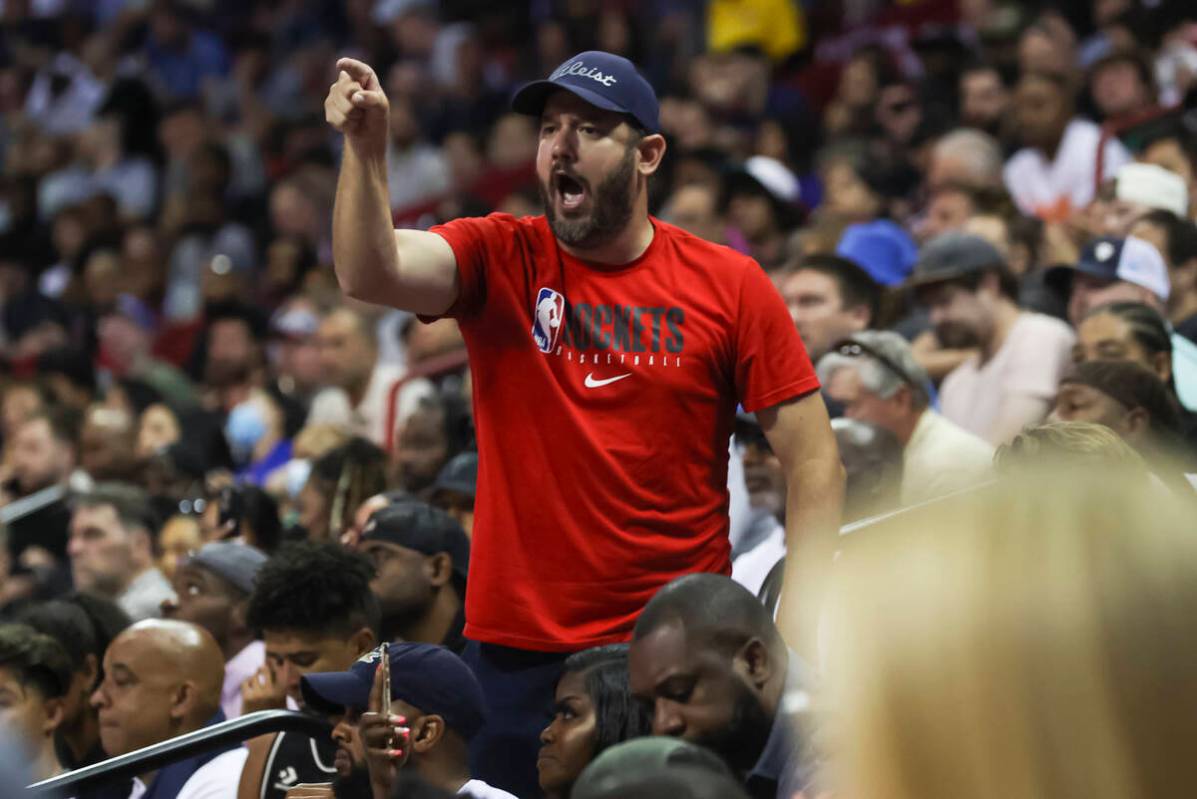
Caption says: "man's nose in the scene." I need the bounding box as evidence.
[160,597,179,618]
[550,127,577,161]
[652,700,686,737]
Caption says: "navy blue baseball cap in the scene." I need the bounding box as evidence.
[301,644,487,740]
[512,51,660,133]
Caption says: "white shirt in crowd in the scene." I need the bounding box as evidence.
[127,747,248,799]
[1004,118,1131,219]
[940,313,1075,445]
[900,409,995,505]
[222,639,266,720]
[118,567,176,623]
[306,363,434,447]
[460,778,521,799]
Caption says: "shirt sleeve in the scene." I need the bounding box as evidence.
[428,214,513,320]
[733,261,820,412]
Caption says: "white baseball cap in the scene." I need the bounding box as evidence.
[1115,162,1189,218]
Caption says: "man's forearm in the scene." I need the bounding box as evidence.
[778,456,845,659]
[332,145,399,300]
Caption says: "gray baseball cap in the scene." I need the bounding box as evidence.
[187,542,268,595]
[907,232,1005,289]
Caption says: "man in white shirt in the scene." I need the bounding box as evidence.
[817,331,995,505]
[911,233,1075,445]
[161,541,268,720]
[1004,70,1130,221]
[300,643,518,799]
[90,619,247,799]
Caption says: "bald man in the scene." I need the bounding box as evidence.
[91,619,249,798]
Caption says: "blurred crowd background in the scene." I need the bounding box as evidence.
[2,0,1197,796]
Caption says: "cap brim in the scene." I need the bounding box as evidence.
[904,268,973,291]
[300,671,371,715]
[511,80,631,121]
[430,480,475,499]
[1044,262,1116,294]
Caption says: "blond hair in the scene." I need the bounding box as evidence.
[993,421,1146,473]
[820,471,1197,799]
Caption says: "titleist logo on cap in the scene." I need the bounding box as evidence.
[551,60,618,87]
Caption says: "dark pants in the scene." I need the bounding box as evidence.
[461,641,570,799]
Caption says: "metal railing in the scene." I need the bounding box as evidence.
[27,710,331,796]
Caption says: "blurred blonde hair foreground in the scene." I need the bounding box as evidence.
[819,467,1197,799]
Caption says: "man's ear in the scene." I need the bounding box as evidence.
[229,598,250,634]
[42,696,66,736]
[411,714,445,754]
[735,638,775,690]
[170,681,197,723]
[424,553,453,588]
[1122,406,1150,439]
[891,383,914,412]
[1151,350,1173,383]
[847,302,872,328]
[636,133,668,177]
[349,626,377,656]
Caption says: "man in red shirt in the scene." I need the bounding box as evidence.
[325,50,843,796]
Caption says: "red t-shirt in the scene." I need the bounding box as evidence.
[430,214,818,651]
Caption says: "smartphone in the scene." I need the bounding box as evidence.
[380,642,391,719]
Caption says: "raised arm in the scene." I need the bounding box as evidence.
[325,58,459,316]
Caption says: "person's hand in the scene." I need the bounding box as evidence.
[325,58,389,159]
[359,654,410,799]
[284,784,334,799]
[241,662,289,715]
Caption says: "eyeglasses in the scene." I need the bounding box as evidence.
[832,339,912,386]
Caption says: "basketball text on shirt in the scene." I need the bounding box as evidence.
[531,286,685,368]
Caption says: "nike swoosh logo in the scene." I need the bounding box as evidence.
[584,372,632,389]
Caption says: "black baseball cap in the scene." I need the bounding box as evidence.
[300,643,487,739]
[430,452,478,501]
[512,50,660,133]
[361,500,470,583]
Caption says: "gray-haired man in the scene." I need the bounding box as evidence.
[817,330,994,505]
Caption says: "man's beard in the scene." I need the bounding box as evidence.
[333,764,373,798]
[691,680,774,775]
[540,148,637,250]
[935,320,982,350]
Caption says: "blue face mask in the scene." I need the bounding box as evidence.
[225,401,268,464]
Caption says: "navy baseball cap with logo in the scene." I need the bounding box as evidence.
[300,643,487,740]
[1046,236,1171,301]
[512,50,660,133]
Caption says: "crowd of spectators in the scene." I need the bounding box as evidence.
[2,0,1197,797]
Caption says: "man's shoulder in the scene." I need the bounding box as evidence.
[1011,312,1075,346]
[652,218,762,274]
[176,747,249,799]
[434,212,550,243]
[920,411,995,457]
[458,778,521,799]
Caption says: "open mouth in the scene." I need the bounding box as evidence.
[553,172,587,212]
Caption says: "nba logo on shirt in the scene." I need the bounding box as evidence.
[531,287,565,353]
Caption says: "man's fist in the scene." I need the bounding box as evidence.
[325,58,389,157]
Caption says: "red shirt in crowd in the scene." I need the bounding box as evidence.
[430,214,818,651]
